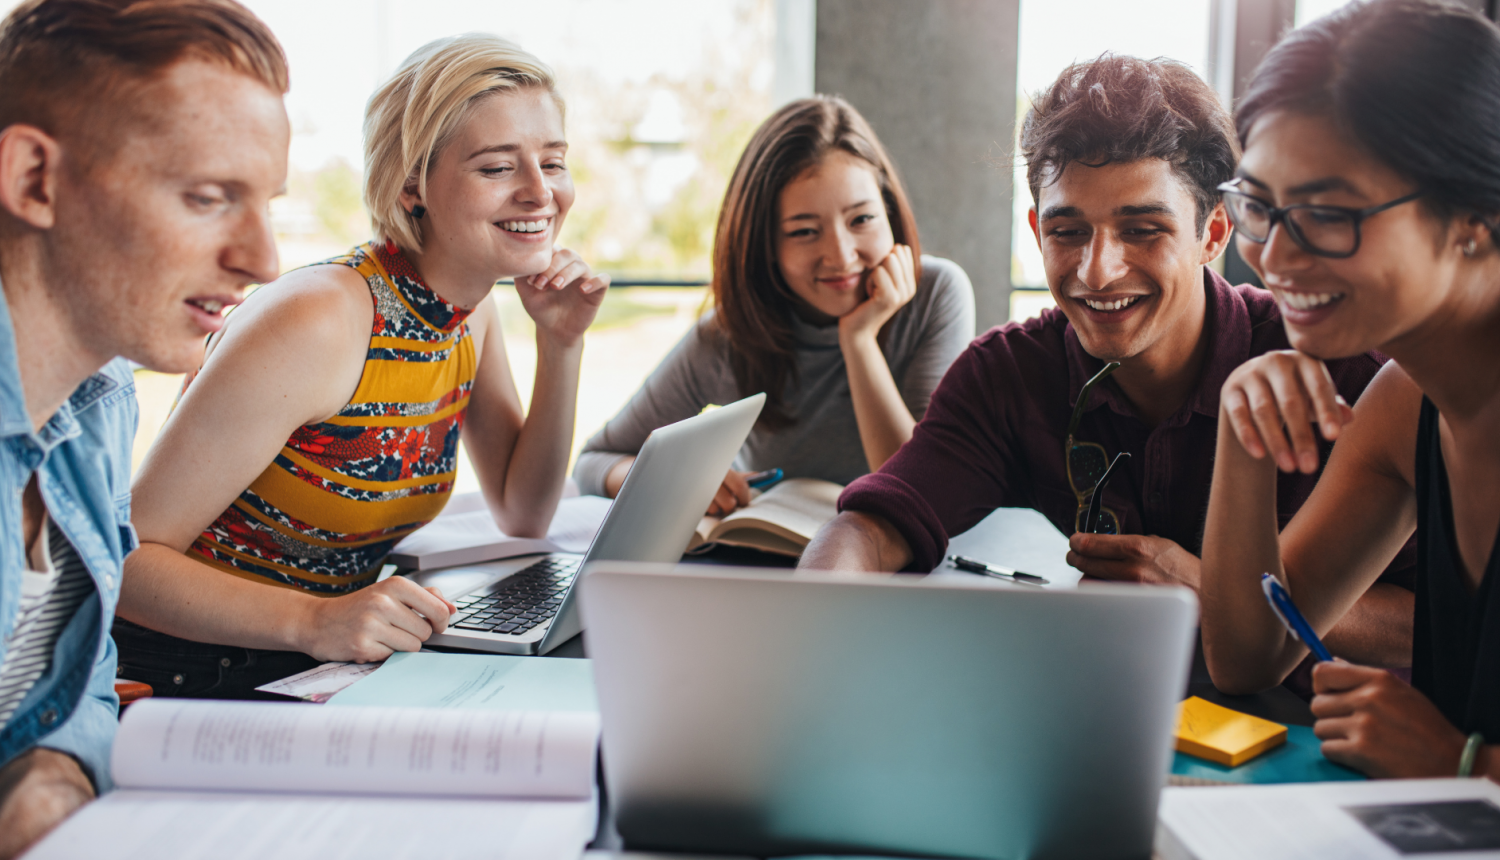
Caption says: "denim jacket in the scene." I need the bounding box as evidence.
[0,282,137,792]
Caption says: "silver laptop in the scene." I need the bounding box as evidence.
[580,563,1198,860]
[420,393,764,655]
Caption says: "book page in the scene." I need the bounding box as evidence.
[1159,778,1500,860]
[387,510,556,569]
[710,478,841,543]
[112,700,599,799]
[388,495,611,568]
[26,790,595,860]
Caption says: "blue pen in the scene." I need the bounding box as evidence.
[746,468,784,490]
[1260,573,1332,662]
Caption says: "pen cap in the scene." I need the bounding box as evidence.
[1260,574,1303,644]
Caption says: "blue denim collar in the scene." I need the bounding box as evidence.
[0,280,31,439]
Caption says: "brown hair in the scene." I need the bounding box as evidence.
[1020,54,1237,235]
[712,95,920,429]
[0,0,287,155]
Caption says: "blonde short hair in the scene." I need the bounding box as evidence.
[364,33,560,252]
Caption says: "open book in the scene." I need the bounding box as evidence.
[687,477,842,557]
[388,492,612,570]
[28,699,600,860]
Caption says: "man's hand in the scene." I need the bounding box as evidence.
[298,577,457,663]
[1310,660,1469,779]
[1066,533,1202,592]
[0,748,94,859]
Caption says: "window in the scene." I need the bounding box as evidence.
[1010,0,1213,322]
[102,0,773,488]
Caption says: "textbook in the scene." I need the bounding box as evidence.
[27,699,600,860]
[387,492,611,570]
[1157,778,1500,859]
[686,477,842,557]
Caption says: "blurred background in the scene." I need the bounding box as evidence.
[0,0,1384,488]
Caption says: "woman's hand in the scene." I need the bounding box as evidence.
[707,469,754,517]
[517,246,609,347]
[1220,349,1355,474]
[1310,660,1468,778]
[298,578,457,664]
[838,244,916,345]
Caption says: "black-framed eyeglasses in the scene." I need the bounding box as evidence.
[1066,361,1130,535]
[1217,178,1422,259]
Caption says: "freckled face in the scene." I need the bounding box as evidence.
[1235,109,1451,359]
[775,150,895,321]
[1030,158,1223,365]
[49,60,288,374]
[412,87,574,284]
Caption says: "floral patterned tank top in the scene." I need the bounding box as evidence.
[188,242,476,594]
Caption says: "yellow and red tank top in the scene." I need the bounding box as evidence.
[188,241,476,594]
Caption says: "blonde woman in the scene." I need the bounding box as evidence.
[115,34,607,697]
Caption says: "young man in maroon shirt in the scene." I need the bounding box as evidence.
[800,55,1414,670]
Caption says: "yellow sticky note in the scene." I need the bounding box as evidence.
[1175,696,1287,767]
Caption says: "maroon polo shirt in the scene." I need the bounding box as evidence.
[841,267,1417,586]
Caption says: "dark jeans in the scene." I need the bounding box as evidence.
[113,618,320,700]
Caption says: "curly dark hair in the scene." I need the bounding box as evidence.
[1019,54,1238,236]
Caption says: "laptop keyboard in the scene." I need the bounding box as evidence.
[449,556,580,636]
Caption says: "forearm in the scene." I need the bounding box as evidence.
[799,511,913,573]
[487,335,583,535]
[1324,583,1414,668]
[840,334,917,471]
[118,543,318,652]
[1200,411,1299,693]
[602,456,634,498]
[0,749,94,860]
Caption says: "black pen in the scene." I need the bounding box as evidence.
[948,555,1049,585]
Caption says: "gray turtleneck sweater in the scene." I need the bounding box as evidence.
[573,255,975,495]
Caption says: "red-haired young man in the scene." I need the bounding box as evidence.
[0,2,288,854]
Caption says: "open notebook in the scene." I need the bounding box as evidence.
[687,477,842,557]
[27,699,599,860]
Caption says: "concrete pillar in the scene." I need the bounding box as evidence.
[812,0,1021,330]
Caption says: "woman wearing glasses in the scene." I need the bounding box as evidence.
[1202,0,1500,780]
[572,96,975,514]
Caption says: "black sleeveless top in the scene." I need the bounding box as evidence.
[1413,397,1500,737]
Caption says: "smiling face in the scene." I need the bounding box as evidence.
[406,87,573,290]
[775,150,895,322]
[48,60,288,374]
[1030,158,1230,368]
[1235,110,1459,359]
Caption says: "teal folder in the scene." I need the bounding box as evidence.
[1171,724,1364,783]
[326,651,597,712]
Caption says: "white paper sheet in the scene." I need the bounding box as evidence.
[112,699,600,799]
[253,661,381,702]
[930,507,1081,589]
[1158,778,1500,860]
[25,790,595,860]
[389,494,611,569]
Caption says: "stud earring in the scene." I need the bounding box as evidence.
[1464,237,1478,257]
[410,204,426,220]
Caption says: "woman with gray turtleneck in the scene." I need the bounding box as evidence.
[573,95,975,515]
